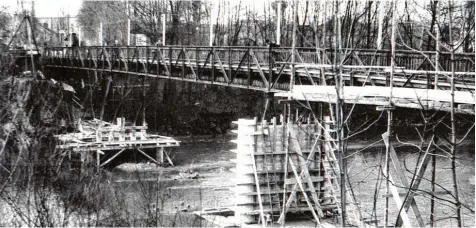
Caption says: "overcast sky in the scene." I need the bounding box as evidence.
[0,0,434,23]
[1,0,81,17]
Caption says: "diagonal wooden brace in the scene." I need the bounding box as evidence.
[382,132,425,227]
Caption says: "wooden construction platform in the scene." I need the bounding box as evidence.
[55,118,180,167]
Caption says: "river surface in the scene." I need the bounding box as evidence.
[110,134,475,227]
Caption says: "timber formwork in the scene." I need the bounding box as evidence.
[231,117,339,225]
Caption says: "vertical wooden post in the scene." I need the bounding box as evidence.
[182,48,186,78]
[169,47,173,77]
[350,71,354,86]
[249,118,266,227]
[156,147,164,165]
[80,152,85,175]
[146,46,149,73]
[96,150,101,170]
[156,45,160,75]
[384,1,397,227]
[142,75,146,126]
[268,47,273,91]
[211,48,215,82]
[196,47,199,80]
[228,47,232,82]
[448,2,462,225]
[247,50,251,87]
[99,75,111,122]
[430,152,436,227]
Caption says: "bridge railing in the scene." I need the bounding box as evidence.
[44,46,474,73]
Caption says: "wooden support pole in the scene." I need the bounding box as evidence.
[99,75,112,123]
[169,47,173,77]
[398,136,435,226]
[247,50,251,87]
[277,135,321,224]
[288,125,324,217]
[80,152,85,174]
[156,147,164,165]
[448,2,462,226]
[211,48,215,82]
[136,148,160,165]
[142,75,146,126]
[280,101,290,225]
[430,149,436,227]
[382,165,412,228]
[249,118,266,227]
[164,149,174,166]
[382,132,425,227]
[384,2,397,226]
[96,150,101,170]
[101,148,126,167]
[288,157,321,225]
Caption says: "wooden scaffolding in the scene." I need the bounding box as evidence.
[55,118,180,169]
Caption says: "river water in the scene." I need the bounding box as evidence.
[110,134,475,227]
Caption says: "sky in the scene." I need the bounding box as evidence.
[1,0,82,17]
[0,0,433,19]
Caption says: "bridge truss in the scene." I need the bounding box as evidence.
[43,45,474,114]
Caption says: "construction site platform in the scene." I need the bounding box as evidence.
[55,118,180,152]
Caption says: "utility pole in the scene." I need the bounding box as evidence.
[67,13,70,46]
[162,14,166,45]
[434,1,440,90]
[277,0,281,45]
[290,0,297,93]
[209,0,214,46]
[99,22,103,46]
[376,1,384,49]
[126,0,130,46]
[78,26,81,47]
